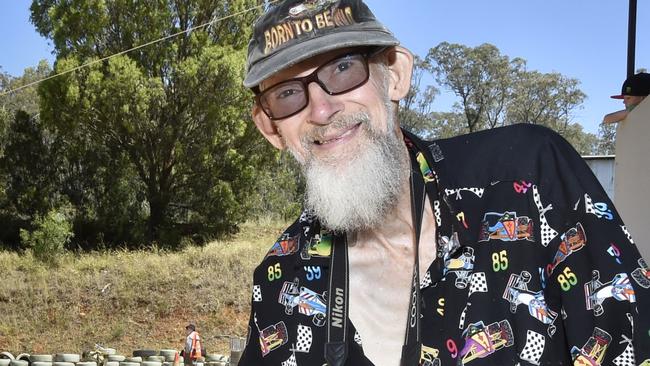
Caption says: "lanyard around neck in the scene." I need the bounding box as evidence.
[324,156,427,366]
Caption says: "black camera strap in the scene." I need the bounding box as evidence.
[324,233,350,366]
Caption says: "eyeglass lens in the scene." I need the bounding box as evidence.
[259,53,370,120]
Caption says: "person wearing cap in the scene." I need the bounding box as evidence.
[182,323,203,366]
[603,72,650,123]
[239,1,650,365]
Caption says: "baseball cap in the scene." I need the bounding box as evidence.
[185,323,196,331]
[243,0,399,89]
[610,72,650,99]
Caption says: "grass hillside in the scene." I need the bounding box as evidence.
[0,221,287,356]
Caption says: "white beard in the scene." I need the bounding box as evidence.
[290,108,410,233]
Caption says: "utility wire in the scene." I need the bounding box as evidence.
[0,1,277,98]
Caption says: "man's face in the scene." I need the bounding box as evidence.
[258,47,397,165]
[254,47,413,232]
[623,95,646,109]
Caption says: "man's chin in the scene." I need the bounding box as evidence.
[308,204,387,234]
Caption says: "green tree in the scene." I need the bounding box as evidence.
[596,123,617,155]
[0,110,62,248]
[413,42,597,153]
[426,42,522,132]
[20,205,74,266]
[1,63,55,248]
[1,61,52,158]
[399,55,439,136]
[0,60,51,117]
[508,71,586,129]
[31,0,272,246]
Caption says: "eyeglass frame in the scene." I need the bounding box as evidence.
[253,46,387,120]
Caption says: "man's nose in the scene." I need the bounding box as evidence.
[306,82,343,125]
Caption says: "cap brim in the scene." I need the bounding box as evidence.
[610,94,624,99]
[244,28,399,88]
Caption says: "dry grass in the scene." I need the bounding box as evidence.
[0,220,287,356]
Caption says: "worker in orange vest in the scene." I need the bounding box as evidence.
[182,323,203,366]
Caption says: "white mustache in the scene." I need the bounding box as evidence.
[301,112,370,146]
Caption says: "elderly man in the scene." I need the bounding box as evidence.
[239,1,650,365]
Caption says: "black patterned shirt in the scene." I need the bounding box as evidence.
[239,124,650,366]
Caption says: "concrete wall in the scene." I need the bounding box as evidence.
[614,97,650,261]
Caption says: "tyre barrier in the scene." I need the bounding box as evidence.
[76,362,97,366]
[157,351,176,363]
[145,356,165,363]
[54,354,81,363]
[204,355,226,362]
[52,362,76,366]
[0,350,233,366]
[30,355,54,362]
[119,362,140,366]
[132,351,156,359]
[31,362,53,366]
[141,362,161,366]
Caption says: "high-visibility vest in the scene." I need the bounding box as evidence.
[189,331,202,359]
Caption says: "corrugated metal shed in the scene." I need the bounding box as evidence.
[583,155,615,200]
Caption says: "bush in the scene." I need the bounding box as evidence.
[19,207,74,265]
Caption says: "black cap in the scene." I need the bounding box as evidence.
[611,72,650,99]
[185,323,195,331]
[244,0,399,88]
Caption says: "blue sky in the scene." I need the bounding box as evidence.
[1,0,649,135]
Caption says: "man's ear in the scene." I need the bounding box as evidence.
[385,46,414,102]
[252,104,285,150]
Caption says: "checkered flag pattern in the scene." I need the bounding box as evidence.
[613,341,636,366]
[533,186,558,247]
[295,324,312,353]
[469,272,488,296]
[519,330,545,365]
[281,353,297,366]
[445,187,485,200]
[354,330,363,346]
[621,225,635,245]
[458,303,470,329]
[253,285,262,302]
[434,200,442,227]
[584,193,596,215]
[421,271,432,289]
[469,187,485,198]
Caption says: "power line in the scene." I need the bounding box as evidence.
[0,1,277,98]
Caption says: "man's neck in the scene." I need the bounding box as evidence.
[346,173,437,366]
[349,178,415,250]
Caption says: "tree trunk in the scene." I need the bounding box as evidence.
[147,190,169,243]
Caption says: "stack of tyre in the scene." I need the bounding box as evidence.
[203,353,229,366]
[0,350,232,366]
